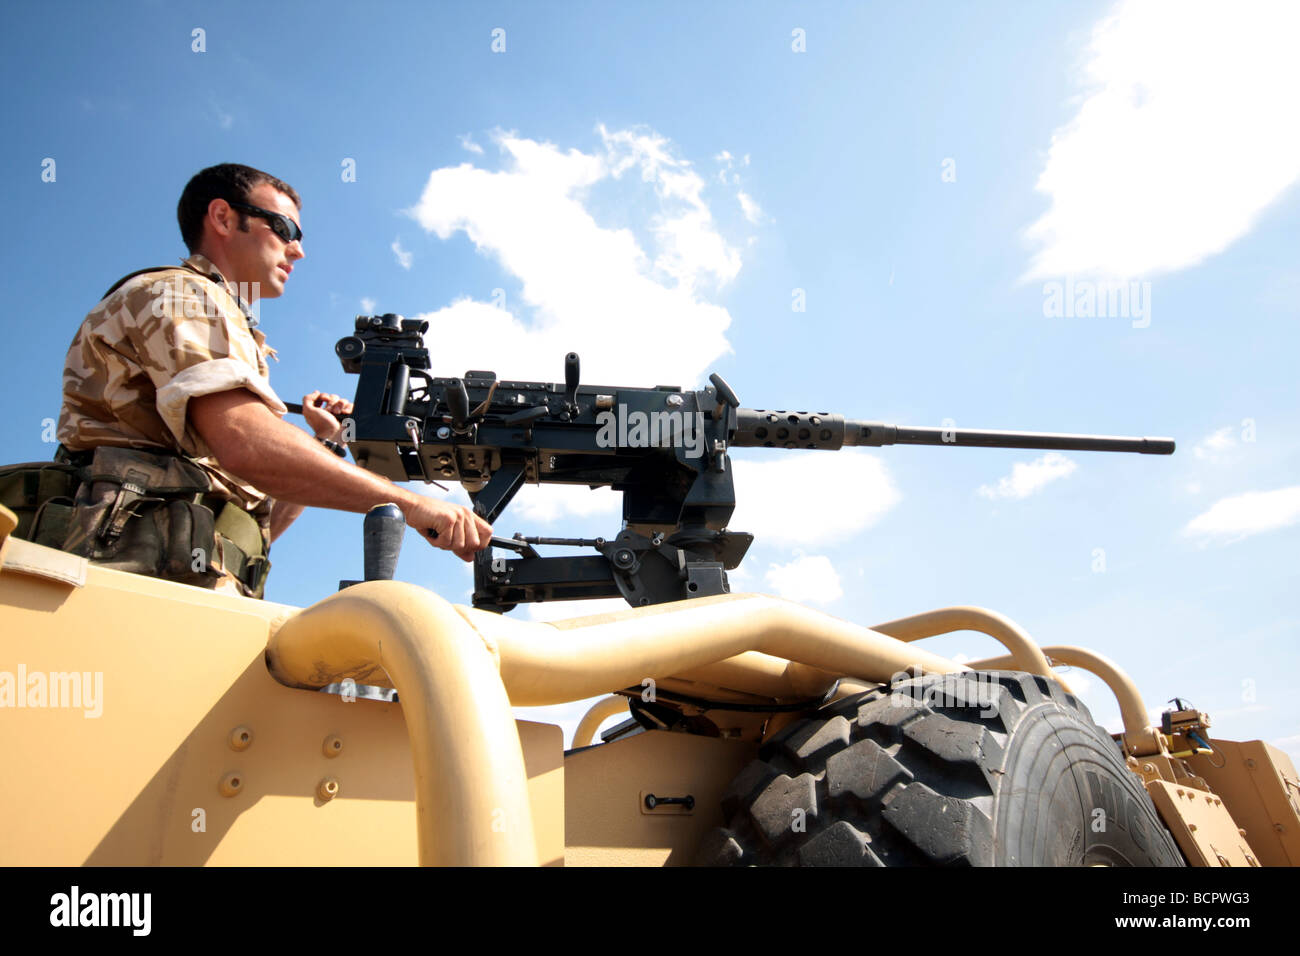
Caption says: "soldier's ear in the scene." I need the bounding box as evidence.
[206,198,237,239]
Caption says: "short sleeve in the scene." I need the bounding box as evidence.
[119,273,287,449]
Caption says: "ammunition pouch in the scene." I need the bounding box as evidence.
[1,447,270,598]
[0,460,82,548]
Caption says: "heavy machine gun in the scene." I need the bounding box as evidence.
[299,314,1175,613]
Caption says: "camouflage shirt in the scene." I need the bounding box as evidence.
[57,254,287,594]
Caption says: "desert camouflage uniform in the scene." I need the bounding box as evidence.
[57,253,287,596]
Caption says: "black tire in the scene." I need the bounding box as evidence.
[696,670,1185,866]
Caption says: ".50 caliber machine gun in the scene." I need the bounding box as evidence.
[297,314,1175,613]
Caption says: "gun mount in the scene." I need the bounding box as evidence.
[309,314,1175,613]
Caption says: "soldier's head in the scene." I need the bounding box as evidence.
[177,163,304,302]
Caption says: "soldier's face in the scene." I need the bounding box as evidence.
[226,183,304,301]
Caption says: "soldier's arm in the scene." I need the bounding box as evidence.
[268,500,305,542]
[188,388,492,560]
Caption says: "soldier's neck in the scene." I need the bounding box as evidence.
[192,246,261,303]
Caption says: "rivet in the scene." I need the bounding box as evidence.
[323,735,343,758]
[229,726,253,751]
[317,777,340,802]
[1188,824,1197,832]
[219,772,243,798]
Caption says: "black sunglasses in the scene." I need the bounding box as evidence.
[228,201,303,244]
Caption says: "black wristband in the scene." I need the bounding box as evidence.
[318,437,348,458]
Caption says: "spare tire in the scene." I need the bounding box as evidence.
[696,670,1185,866]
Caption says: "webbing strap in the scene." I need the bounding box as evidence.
[99,262,220,301]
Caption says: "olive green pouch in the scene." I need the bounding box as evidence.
[0,461,83,543]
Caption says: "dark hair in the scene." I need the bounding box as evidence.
[177,163,302,253]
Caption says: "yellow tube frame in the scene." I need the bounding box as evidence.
[969,644,1163,756]
[266,585,1111,865]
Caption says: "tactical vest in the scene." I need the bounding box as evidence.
[0,265,271,598]
[0,447,270,599]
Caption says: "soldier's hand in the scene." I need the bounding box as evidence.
[302,390,353,442]
[400,495,492,562]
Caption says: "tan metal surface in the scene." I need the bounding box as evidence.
[969,644,1162,756]
[0,503,15,541]
[564,729,755,866]
[267,581,539,865]
[0,552,563,866]
[1146,780,1259,866]
[0,504,15,573]
[573,695,631,748]
[1184,739,1300,867]
[458,592,971,707]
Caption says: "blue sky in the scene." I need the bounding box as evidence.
[2,1,1296,757]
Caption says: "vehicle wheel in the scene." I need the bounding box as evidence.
[696,670,1185,866]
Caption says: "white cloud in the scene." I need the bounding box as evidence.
[1192,426,1236,461]
[730,449,900,547]
[360,296,376,313]
[507,481,621,525]
[407,126,743,385]
[737,191,762,224]
[763,552,843,605]
[1023,0,1300,279]
[458,133,484,155]
[977,453,1077,500]
[391,239,413,270]
[1184,486,1300,542]
[1057,668,1093,698]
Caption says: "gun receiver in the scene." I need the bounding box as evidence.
[323,314,1175,612]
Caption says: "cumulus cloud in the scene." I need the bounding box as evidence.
[507,482,621,525]
[763,552,843,605]
[1192,426,1236,461]
[360,296,376,313]
[1184,486,1300,542]
[730,449,900,547]
[458,133,484,155]
[1023,0,1300,279]
[737,191,762,224]
[407,126,746,386]
[391,239,413,270]
[977,453,1077,500]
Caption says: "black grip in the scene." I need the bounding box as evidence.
[564,352,580,408]
[363,503,406,581]
[709,373,740,409]
[446,378,470,426]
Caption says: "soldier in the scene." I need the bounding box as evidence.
[50,163,490,597]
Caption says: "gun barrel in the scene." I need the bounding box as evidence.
[733,410,1174,455]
